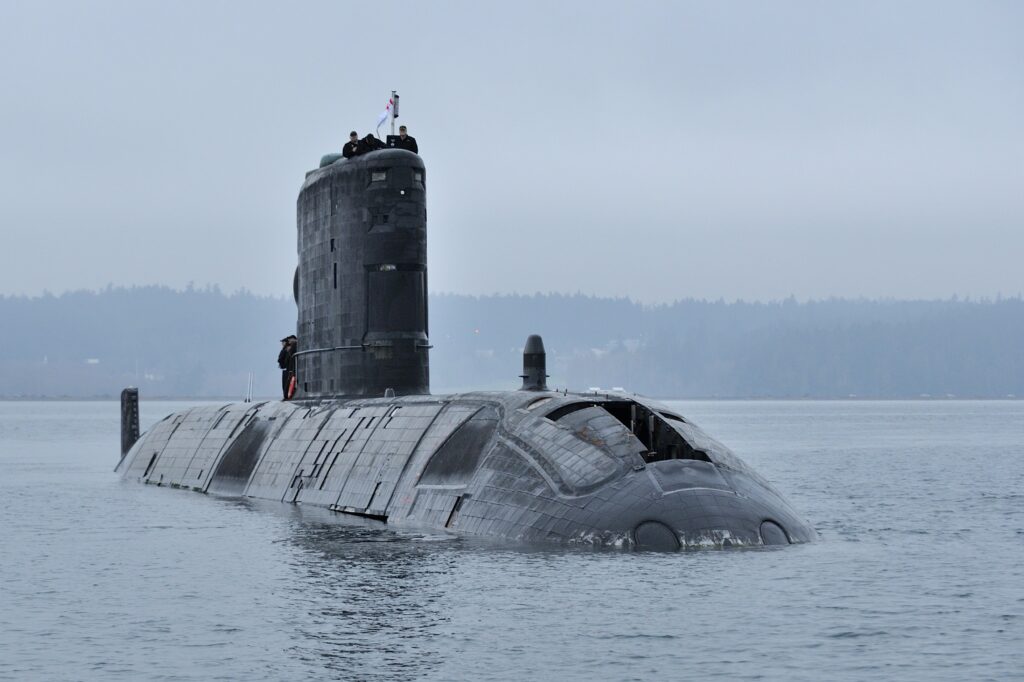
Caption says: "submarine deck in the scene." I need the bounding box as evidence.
[117,390,816,547]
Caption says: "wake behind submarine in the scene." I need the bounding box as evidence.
[116,144,817,550]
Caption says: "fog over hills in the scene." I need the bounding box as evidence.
[2,287,1020,399]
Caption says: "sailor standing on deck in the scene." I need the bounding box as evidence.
[285,336,297,399]
[277,337,292,400]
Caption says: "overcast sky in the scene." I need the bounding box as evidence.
[0,1,1020,303]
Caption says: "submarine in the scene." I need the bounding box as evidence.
[116,145,818,550]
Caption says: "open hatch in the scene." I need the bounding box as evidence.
[545,400,711,464]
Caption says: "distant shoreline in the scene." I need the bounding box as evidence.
[6,288,1022,399]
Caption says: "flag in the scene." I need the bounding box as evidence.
[375,96,394,135]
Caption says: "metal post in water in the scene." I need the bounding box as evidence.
[120,387,140,458]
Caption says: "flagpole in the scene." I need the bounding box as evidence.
[390,90,397,136]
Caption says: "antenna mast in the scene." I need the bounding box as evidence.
[391,90,399,136]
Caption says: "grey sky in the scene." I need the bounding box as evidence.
[0,1,1020,303]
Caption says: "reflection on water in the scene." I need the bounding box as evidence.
[277,511,456,680]
[1,400,1023,680]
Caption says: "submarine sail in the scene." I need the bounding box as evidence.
[295,150,429,399]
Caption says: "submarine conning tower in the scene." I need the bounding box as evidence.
[294,149,429,399]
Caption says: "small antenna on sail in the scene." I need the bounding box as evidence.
[391,90,399,137]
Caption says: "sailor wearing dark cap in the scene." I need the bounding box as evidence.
[278,336,298,400]
[395,125,418,153]
[342,131,360,159]
[277,337,290,399]
[358,133,386,154]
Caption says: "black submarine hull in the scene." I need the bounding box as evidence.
[116,144,817,550]
[116,389,817,550]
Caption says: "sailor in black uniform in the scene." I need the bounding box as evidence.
[358,133,386,153]
[395,125,418,153]
[285,336,297,399]
[277,337,292,399]
[342,131,360,159]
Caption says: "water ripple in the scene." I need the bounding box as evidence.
[1,400,1023,680]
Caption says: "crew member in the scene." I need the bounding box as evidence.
[358,133,386,153]
[342,131,360,159]
[277,337,292,400]
[395,125,418,153]
[285,335,298,399]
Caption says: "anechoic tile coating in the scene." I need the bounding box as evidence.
[118,390,818,549]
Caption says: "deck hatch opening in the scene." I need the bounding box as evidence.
[548,400,710,464]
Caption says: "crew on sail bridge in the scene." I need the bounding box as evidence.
[342,131,386,158]
[343,91,419,158]
[393,125,418,153]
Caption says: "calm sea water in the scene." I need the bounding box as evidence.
[1,400,1022,681]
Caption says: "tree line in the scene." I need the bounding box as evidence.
[2,286,1021,398]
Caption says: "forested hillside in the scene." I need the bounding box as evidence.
[2,286,1021,398]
